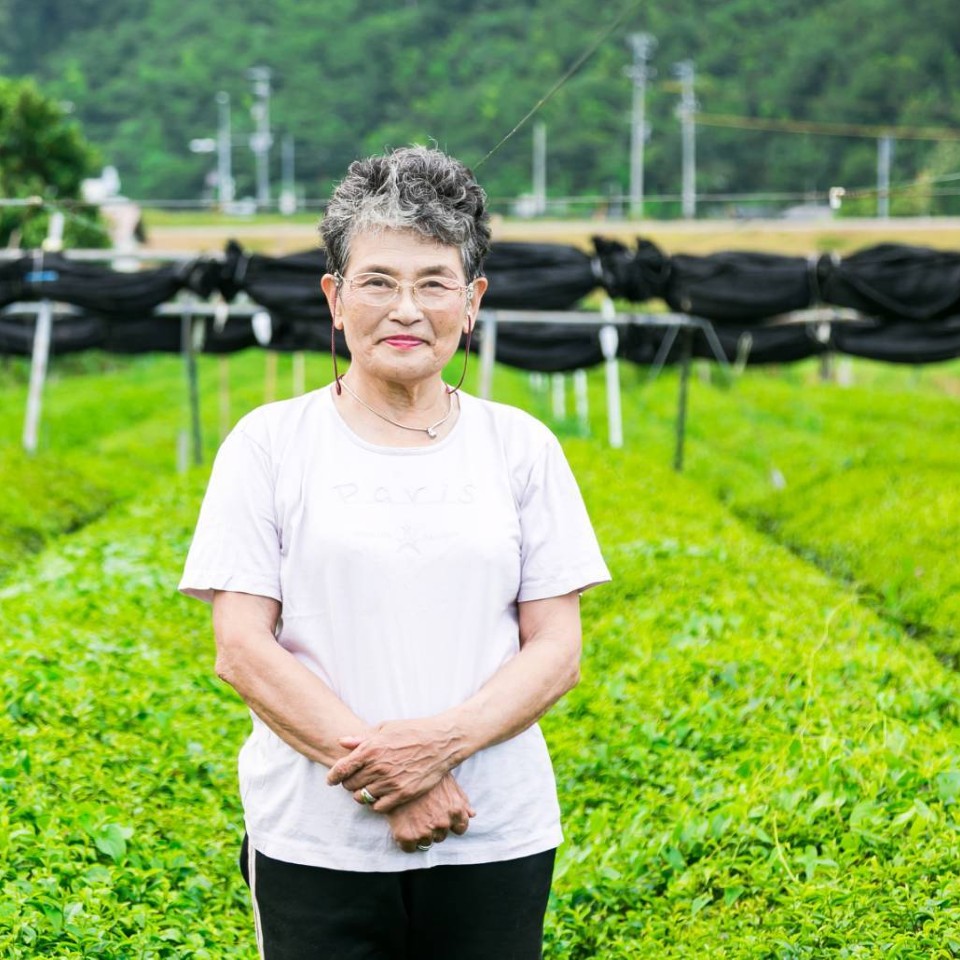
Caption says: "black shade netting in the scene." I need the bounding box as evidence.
[702,324,826,364]
[829,316,960,364]
[490,322,604,372]
[101,313,261,355]
[0,257,32,308]
[664,251,815,324]
[261,315,349,357]
[219,242,331,322]
[0,311,106,356]
[481,243,599,310]
[0,253,196,316]
[592,237,669,303]
[816,244,960,321]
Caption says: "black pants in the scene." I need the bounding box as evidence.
[240,835,555,960]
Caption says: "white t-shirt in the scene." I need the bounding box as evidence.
[180,386,610,871]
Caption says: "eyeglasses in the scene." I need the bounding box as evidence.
[334,271,473,310]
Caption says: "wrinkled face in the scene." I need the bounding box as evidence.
[321,228,487,388]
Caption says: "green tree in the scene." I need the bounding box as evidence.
[10,0,960,214]
[0,76,105,247]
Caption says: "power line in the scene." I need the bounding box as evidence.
[473,0,646,170]
[696,112,960,142]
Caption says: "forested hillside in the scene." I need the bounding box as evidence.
[2,0,959,212]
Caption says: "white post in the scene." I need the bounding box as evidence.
[574,369,589,433]
[551,373,567,419]
[599,324,623,449]
[479,311,497,400]
[22,215,66,453]
[22,300,53,453]
[292,351,306,396]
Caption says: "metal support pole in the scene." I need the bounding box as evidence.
[181,305,203,468]
[218,355,231,441]
[599,325,623,449]
[22,217,65,454]
[674,327,693,471]
[627,33,655,218]
[479,311,497,400]
[22,300,53,453]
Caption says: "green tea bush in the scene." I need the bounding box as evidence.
[2,422,959,956]
[621,360,960,662]
[0,479,253,958]
[545,441,960,958]
[1,355,958,957]
[0,350,310,580]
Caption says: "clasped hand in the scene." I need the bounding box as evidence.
[327,719,475,852]
[327,718,461,811]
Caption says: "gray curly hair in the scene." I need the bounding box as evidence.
[320,146,491,281]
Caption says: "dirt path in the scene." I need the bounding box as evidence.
[144,216,960,258]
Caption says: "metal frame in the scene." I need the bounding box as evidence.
[6,295,767,470]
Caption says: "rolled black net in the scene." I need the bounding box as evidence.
[481,242,599,309]
[663,251,816,324]
[816,244,960,321]
[3,238,960,366]
[592,237,669,304]
[0,252,198,316]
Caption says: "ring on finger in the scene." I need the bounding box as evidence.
[416,840,433,852]
[359,787,377,805]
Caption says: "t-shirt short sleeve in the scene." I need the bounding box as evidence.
[179,418,282,604]
[516,433,611,603]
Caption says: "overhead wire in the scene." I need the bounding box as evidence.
[473,0,645,170]
[696,112,960,142]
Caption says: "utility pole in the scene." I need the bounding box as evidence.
[626,33,655,218]
[247,66,273,210]
[216,91,234,207]
[280,134,297,215]
[674,60,697,220]
[877,135,894,219]
[532,121,547,215]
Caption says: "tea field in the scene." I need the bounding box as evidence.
[1,348,959,958]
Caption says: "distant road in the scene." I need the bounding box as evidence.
[144,216,960,257]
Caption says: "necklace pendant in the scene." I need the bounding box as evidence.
[426,426,439,439]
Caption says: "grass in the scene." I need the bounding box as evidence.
[0,352,958,956]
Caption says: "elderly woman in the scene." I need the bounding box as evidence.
[180,146,609,959]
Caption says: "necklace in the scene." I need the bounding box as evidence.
[337,377,454,439]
